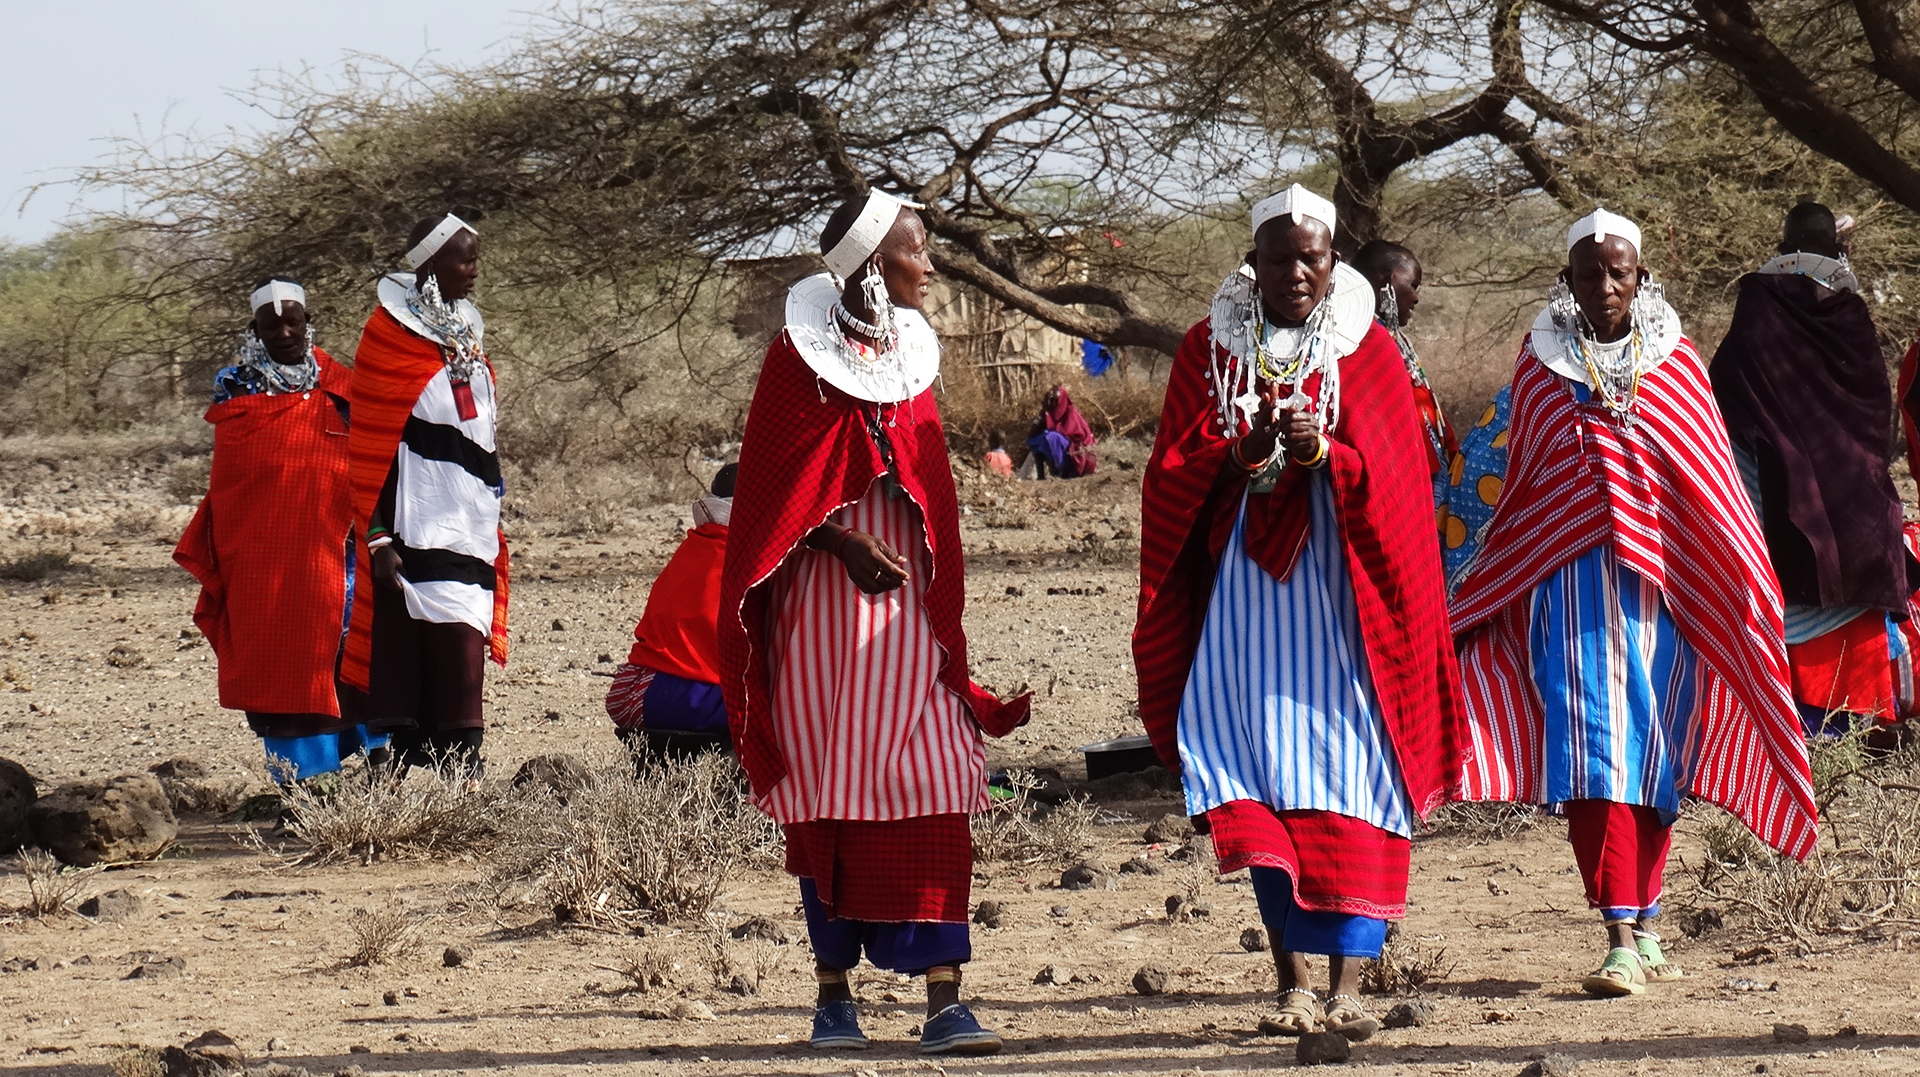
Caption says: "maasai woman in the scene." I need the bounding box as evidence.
[720,189,1030,1056]
[341,214,508,779]
[606,464,735,766]
[1451,209,1817,997]
[1134,185,1464,1041]
[175,278,386,781]
[1025,383,1098,478]
[1354,239,1457,528]
[1716,202,1915,735]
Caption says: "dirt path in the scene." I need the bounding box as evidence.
[3,439,1918,1076]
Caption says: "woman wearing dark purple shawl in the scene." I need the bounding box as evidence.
[1025,383,1098,478]
[1709,201,1915,732]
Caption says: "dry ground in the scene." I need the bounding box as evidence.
[3,434,1920,1077]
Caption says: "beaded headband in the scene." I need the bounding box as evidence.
[1250,183,1336,239]
[822,190,924,278]
[404,213,477,270]
[250,279,306,315]
[1567,208,1641,256]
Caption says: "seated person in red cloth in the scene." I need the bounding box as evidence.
[175,277,387,782]
[1024,383,1097,478]
[1354,239,1457,529]
[1714,201,1915,736]
[719,188,1029,1056]
[1451,209,1817,997]
[605,464,735,764]
[981,431,1014,478]
[342,214,509,780]
[1133,185,1464,1042]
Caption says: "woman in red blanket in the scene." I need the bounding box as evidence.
[1133,185,1463,1041]
[720,189,1028,1056]
[1025,383,1097,478]
[175,278,386,782]
[1451,209,1816,997]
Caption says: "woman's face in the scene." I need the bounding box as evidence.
[424,231,481,301]
[1566,235,1640,343]
[1385,259,1421,325]
[874,210,936,310]
[1253,218,1336,327]
[252,301,309,364]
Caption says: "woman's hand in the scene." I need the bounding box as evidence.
[1236,384,1284,468]
[372,545,404,592]
[1275,404,1324,463]
[835,530,910,594]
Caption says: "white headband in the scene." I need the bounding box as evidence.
[822,190,924,279]
[1251,183,1337,240]
[404,213,477,270]
[1567,208,1641,256]
[250,280,306,316]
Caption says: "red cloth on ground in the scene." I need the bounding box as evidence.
[719,335,1030,800]
[1132,319,1464,821]
[1043,384,1098,474]
[340,307,508,691]
[1451,344,1818,860]
[1787,610,1895,720]
[626,521,726,684]
[1563,799,1671,913]
[783,814,972,922]
[1207,800,1412,919]
[173,350,355,719]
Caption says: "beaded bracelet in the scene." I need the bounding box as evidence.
[1231,437,1272,473]
[1291,435,1330,469]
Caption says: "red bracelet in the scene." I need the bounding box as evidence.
[1232,437,1270,473]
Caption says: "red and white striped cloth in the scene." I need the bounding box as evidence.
[1451,339,1818,860]
[758,483,986,824]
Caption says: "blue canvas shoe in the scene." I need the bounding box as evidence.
[809,1000,869,1051]
[919,1003,1003,1055]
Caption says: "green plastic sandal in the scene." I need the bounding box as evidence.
[1581,946,1646,997]
[1634,932,1683,983]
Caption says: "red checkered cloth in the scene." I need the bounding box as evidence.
[340,307,508,691]
[1132,319,1465,821]
[174,350,356,718]
[783,814,972,922]
[1207,800,1411,919]
[1451,342,1817,860]
[719,334,1030,800]
[1563,799,1671,913]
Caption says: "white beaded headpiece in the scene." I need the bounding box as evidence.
[1250,184,1337,240]
[1567,208,1641,256]
[822,190,924,279]
[404,213,477,270]
[249,279,306,315]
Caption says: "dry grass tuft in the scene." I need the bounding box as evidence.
[270,758,500,865]
[0,551,70,581]
[1424,802,1541,842]
[107,1046,166,1077]
[11,849,95,917]
[487,753,778,928]
[599,940,678,994]
[1361,922,1454,995]
[971,769,1101,865]
[346,899,430,966]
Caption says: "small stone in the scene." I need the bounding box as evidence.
[1131,962,1171,996]
[1060,863,1108,891]
[1296,1030,1351,1065]
[148,759,255,816]
[382,991,399,1006]
[2,956,40,972]
[125,956,186,980]
[1188,901,1212,918]
[347,1045,372,1054]
[729,915,789,944]
[442,945,472,968]
[670,999,716,1021]
[266,1038,288,1054]
[1118,857,1161,876]
[1164,894,1190,920]
[78,889,143,922]
[1239,927,1268,952]
[1384,999,1433,1029]
[1772,1022,1810,1044]
[183,1030,243,1066]
[1049,905,1072,918]
[1831,1024,1858,1038]
[726,973,757,995]
[1143,813,1195,845]
[1517,1054,1580,1077]
[511,754,592,799]
[403,987,420,998]
[335,1067,366,1077]
[1034,964,1073,985]
[972,900,1004,928]
[551,618,566,631]
[1754,1064,1772,1074]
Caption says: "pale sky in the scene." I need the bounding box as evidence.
[0,0,543,243]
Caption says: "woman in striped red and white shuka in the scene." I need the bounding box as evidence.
[1450,209,1816,1000]
[719,191,1028,1056]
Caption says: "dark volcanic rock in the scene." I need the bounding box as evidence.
[28,774,176,866]
[442,945,473,968]
[1518,1054,1580,1077]
[728,916,790,944]
[150,759,255,816]
[0,757,35,851]
[1239,927,1268,953]
[971,900,1004,928]
[1143,812,1195,845]
[1131,962,1171,996]
[1384,999,1434,1029]
[127,956,187,980]
[1118,856,1161,876]
[1297,1031,1352,1065]
[510,754,594,799]
[1060,863,1109,891]
[78,888,143,922]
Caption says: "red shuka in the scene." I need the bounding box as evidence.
[174,350,354,718]
[1132,320,1465,821]
[340,307,509,692]
[627,521,727,684]
[719,334,1030,801]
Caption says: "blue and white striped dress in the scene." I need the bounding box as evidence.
[1529,546,1707,820]
[1177,475,1413,837]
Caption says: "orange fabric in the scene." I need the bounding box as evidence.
[340,306,508,691]
[626,521,727,684]
[173,350,354,717]
[1786,610,1895,721]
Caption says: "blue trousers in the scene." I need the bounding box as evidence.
[1249,867,1388,958]
[263,724,389,781]
[798,879,971,974]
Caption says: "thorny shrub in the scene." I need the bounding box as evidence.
[347,898,430,966]
[1424,802,1541,843]
[971,769,1101,865]
[9,849,97,917]
[1361,922,1455,995]
[268,756,500,865]
[487,753,779,928]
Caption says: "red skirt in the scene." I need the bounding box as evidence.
[1207,800,1411,919]
[784,814,972,923]
[1563,799,1671,913]
[1787,611,1894,721]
